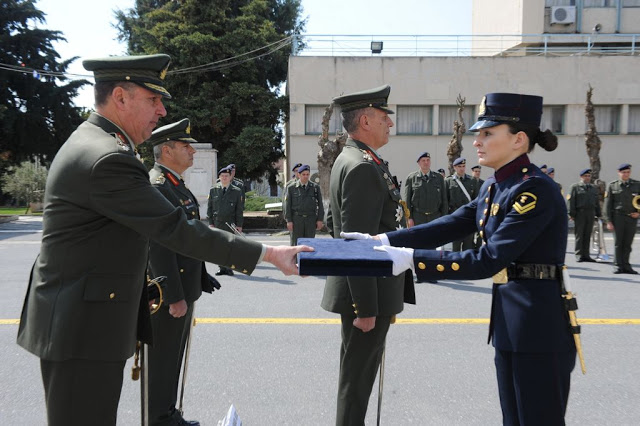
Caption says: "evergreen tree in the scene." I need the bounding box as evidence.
[0,0,88,175]
[115,0,305,181]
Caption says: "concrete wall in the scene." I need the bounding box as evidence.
[287,55,640,192]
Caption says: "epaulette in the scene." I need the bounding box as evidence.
[155,174,166,185]
[166,173,180,187]
[112,132,130,152]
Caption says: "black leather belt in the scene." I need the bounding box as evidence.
[506,263,558,280]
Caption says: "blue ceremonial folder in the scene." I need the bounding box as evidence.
[297,238,393,277]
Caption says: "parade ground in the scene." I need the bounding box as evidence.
[1,216,638,425]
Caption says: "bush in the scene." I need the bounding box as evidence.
[1,161,48,206]
[244,193,281,212]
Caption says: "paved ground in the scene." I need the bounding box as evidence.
[1,216,639,425]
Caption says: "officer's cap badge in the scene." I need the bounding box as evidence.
[478,96,486,117]
[513,192,537,214]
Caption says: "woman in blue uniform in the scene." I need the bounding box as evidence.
[349,93,576,425]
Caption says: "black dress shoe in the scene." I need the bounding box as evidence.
[614,268,625,274]
[625,269,639,275]
[576,258,584,263]
[582,257,597,262]
[215,269,225,276]
[177,419,200,426]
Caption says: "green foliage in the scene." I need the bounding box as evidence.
[115,0,306,181]
[0,0,89,171]
[0,160,48,205]
[244,192,280,211]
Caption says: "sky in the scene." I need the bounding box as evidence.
[35,0,473,108]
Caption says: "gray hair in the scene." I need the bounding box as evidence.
[153,140,176,161]
[94,81,137,107]
[342,109,367,134]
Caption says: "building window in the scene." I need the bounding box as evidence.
[438,105,476,134]
[584,0,615,7]
[623,0,640,7]
[397,106,432,135]
[545,0,575,6]
[305,105,342,135]
[628,106,640,133]
[541,106,565,134]
[588,106,620,134]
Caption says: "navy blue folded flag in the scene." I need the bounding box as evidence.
[297,238,393,277]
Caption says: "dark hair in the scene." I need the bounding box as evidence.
[507,123,558,153]
[94,81,137,106]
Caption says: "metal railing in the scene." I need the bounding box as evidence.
[291,33,639,57]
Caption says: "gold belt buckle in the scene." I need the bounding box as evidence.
[493,268,508,284]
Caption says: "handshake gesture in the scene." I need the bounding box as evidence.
[340,231,415,275]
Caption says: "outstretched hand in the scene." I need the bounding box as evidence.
[340,231,380,240]
[374,245,415,276]
[264,244,314,276]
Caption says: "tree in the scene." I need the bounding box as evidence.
[0,0,88,171]
[585,84,606,199]
[115,0,306,181]
[0,160,47,211]
[316,102,346,205]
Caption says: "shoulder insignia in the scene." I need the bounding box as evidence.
[362,150,373,162]
[513,192,537,214]
[155,174,166,184]
[166,173,180,187]
[114,133,130,151]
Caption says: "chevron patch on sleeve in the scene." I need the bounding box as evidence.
[513,192,537,214]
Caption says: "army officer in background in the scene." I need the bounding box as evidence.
[16,54,309,426]
[604,163,640,274]
[445,157,480,251]
[568,168,601,263]
[207,166,245,276]
[285,164,324,245]
[402,151,447,228]
[147,119,221,426]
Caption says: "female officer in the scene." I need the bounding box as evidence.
[348,93,576,425]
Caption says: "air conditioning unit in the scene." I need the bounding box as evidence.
[551,6,576,24]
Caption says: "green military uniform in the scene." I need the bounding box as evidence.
[604,173,640,273]
[473,177,485,249]
[282,162,301,220]
[207,176,244,275]
[323,132,415,426]
[285,178,324,245]
[17,112,262,425]
[403,170,447,226]
[568,172,601,262]
[445,171,480,251]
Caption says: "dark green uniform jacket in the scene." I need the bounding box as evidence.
[148,164,215,303]
[285,181,324,222]
[402,170,448,225]
[445,173,480,213]
[604,178,640,220]
[322,138,415,317]
[568,181,601,220]
[17,113,261,362]
[207,184,244,229]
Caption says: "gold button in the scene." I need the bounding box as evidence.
[180,269,184,273]
[487,185,492,192]
[418,262,426,270]
[479,230,484,238]
[109,292,115,299]
[352,303,357,308]
[479,219,484,226]
[192,212,196,216]
[485,197,489,203]
[451,263,460,271]
[483,209,488,215]
[125,76,130,80]
[243,269,248,273]
[437,264,445,272]
[522,167,528,173]
[354,310,359,315]
[231,265,236,269]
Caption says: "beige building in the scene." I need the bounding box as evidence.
[286,0,640,192]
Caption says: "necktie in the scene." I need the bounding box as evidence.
[223,187,226,195]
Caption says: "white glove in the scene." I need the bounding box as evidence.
[374,245,415,276]
[340,231,373,240]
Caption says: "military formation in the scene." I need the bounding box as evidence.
[12,51,640,426]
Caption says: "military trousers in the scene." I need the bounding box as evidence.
[148,302,195,425]
[574,211,596,259]
[412,211,441,226]
[452,234,474,252]
[612,213,638,269]
[290,214,317,245]
[494,348,575,426]
[213,221,235,273]
[335,314,391,426]
[40,357,126,426]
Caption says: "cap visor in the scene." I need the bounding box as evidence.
[138,82,172,99]
[377,106,395,115]
[469,120,501,131]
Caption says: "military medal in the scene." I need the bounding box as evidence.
[114,133,130,151]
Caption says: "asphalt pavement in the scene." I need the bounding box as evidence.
[0,216,638,425]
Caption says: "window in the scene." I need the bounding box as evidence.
[541,106,565,134]
[623,0,640,7]
[587,106,620,134]
[438,105,476,134]
[397,106,432,135]
[305,105,342,135]
[584,0,615,7]
[545,0,575,6]
[628,106,640,133]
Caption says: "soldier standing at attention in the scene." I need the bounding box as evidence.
[547,167,563,194]
[471,165,485,249]
[147,119,220,426]
[207,166,245,276]
[445,157,480,251]
[604,163,640,274]
[437,168,446,178]
[322,85,415,426]
[227,163,246,207]
[285,164,324,245]
[568,168,601,263]
[15,54,308,426]
[282,162,302,219]
[402,151,447,228]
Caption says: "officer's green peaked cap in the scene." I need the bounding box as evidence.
[83,54,172,99]
[332,85,394,114]
[147,118,197,146]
